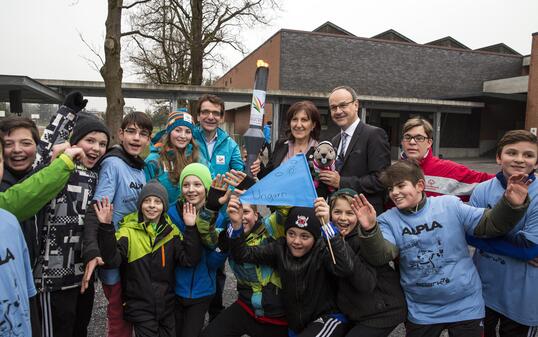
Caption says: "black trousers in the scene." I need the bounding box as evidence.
[345,323,397,337]
[296,315,347,337]
[175,295,213,337]
[208,267,226,321]
[133,313,175,337]
[201,301,288,337]
[40,282,95,337]
[484,307,538,337]
[405,318,483,337]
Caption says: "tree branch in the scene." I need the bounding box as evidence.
[122,0,151,9]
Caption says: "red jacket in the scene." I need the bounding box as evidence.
[418,150,494,201]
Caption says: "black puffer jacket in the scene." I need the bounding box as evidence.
[99,213,201,322]
[337,228,406,328]
[231,234,354,333]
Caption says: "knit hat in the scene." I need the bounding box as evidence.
[329,188,358,203]
[285,207,321,240]
[138,180,169,211]
[179,163,212,192]
[70,113,111,146]
[166,108,194,135]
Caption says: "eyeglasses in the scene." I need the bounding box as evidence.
[123,128,151,138]
[329,100,355,112]
[199,109,222,117]
[402,135,429,143]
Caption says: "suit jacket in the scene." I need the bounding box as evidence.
[331,121,390,213]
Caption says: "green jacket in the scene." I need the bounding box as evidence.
[0,154,74,220]
[99,212,201,322]
[222,207,289,318]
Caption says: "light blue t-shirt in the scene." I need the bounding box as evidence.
[470,178,538,326]
[94,156,146,285]
[378,196,485,324]
[0,209,36,337]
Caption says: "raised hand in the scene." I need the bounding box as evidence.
[81,257,104,294]
[250,159,261,177]
[314,197,330,225]
[183,202,197,227]
[63,146,87,162]
[206,174,231,211]
[505,173,532,207]
[227,195,243,230]
[51,142,71,161]
[224,170,246,188]
[350,194,377,231]
[93,197,113,224]
[213,174,229,191]
[63,91,88,113]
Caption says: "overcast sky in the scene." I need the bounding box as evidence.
[1,0,537,111]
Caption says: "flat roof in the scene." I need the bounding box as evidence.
[0,75,63,103]
[37,78,484,113]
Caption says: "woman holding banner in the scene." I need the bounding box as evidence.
[251,101,321,179]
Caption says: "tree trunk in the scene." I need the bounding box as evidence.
[190,0,203,85]
[101,0,125,144]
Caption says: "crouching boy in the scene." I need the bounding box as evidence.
[96,181,202,337]
[353,160,531,337]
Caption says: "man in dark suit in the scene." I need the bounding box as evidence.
[319,85,391,213]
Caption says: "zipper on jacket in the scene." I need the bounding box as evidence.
[161,245,165,267]
[189,269,196,298]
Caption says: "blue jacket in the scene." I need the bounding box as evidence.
[167,201,227,299]
[144,143,208,205]
[193,125,244,177]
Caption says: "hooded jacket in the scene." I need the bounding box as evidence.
[167,201,227,299]
[230,230,354,333]
[82,144,146,264]
[99,212,201,322]
[193,125,244,177]
[220,208,288,321]
[28,105,105,292]
[337,228,406,328]
[144,142,208,205]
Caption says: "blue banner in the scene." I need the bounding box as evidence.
[240,154,317,207]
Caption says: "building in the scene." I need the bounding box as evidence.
[215,22,537,159]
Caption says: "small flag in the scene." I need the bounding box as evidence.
[240,154,317,207]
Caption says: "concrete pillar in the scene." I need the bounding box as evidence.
[271,101,280,149]
[360,107,367,121]
[525,32,538,132]
[433,111,441,156]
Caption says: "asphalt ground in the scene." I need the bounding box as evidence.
[87,157,499,337]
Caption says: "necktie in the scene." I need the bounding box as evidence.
[336,132,348,171]
[338,132,348,160]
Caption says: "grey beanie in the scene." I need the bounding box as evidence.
[138,180,169,211]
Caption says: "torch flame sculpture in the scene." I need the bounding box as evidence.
[243,59,269,176]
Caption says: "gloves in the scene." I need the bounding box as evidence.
[63,91,88,113]
[321,222,339,240]
[236,175,257,190]
[206,187,226,212]
[217,229,230,253]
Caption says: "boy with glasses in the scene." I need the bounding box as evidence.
[401,117,493,202]
[83,111,153,337]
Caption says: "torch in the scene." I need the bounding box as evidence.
[243,60,269,176]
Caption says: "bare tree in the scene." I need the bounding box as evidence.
[126,0,280,85]
[100,0,150,143]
